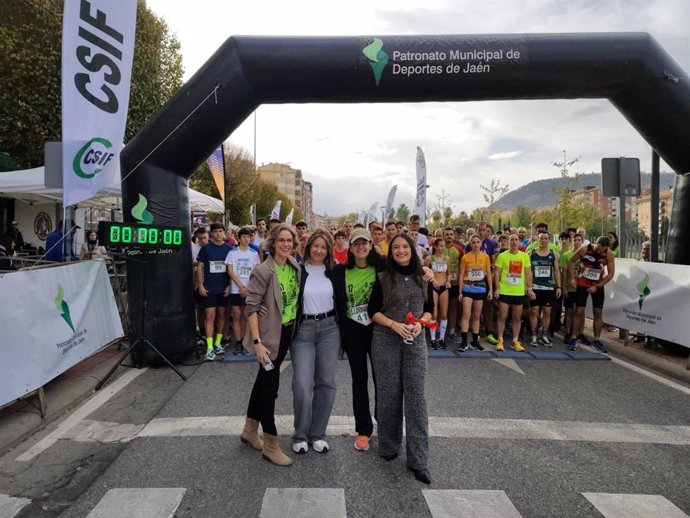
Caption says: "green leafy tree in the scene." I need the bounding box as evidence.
[395,203,410,222]
[512,205,532,228]
[449,210,474,230]
[0,1,184,167]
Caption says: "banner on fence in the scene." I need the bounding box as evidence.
[587,258,690,348]
[0,261,124,407]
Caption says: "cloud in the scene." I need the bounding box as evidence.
[488,151,524,160]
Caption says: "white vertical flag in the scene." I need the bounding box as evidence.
[270,200,282,221]
[61,0,138,207]
[357,210,366,225]
[249,204,257,225]
[414,147,427,224]
[367,202,379,226]
[384,185,397,222]
[285,208,294,225]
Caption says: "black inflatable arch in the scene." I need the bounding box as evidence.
[121,33,690,362]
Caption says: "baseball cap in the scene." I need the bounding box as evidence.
[518,227,527,232]
[349,228,372,244]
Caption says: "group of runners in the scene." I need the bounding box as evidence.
[192,215,617,360]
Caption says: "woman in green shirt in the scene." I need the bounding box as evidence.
[242,224,301,466]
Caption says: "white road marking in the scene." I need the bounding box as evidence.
[62,419,145,443]
[492,358,525,375]
[136,415,690,445]
[0,494,31,518]
[260,488,346,518]
[583,492,689,518]
[607,354,690,396]
[423,489,523,518]
[85,488,186,518]
[15,367,148,462]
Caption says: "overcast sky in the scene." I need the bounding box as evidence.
[146,0,689,217]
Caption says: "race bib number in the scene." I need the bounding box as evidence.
[209,261,226,274]
[535,266,551,278]
[432,261,448,273]
[583,268,601,281]
[506,274,522,286]
[236,265,252,278]
[468,268,485,281]
[347,304,371,326]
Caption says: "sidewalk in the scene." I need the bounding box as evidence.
[0,343,127,456]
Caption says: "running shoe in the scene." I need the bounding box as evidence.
[567,339,578,351]
[486,333,499,345]
[473,342,484,351]
[234,342,243,355]
[311,440,329,453]
[577,334,591,346]
[458,342,468,352]
[213,343,225,355]
[563,333,572,345]
[354,435,370,451]
[530,335,539,348]
[496,339,504,352]
[204,349,216,361]
[438,339,446,350]
[540,332,552,346]
[592,340,608,353]
[512,340,525,352]
[430,340,438,350]
[292,441,308,454]
[446,332,460,343]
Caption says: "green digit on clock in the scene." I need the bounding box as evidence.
[110,225,121,243]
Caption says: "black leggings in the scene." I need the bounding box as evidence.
[343,318,376,437]
[246,324,292,435]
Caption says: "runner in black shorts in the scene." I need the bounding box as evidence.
[567,236,616,352]
[528,232,561,348]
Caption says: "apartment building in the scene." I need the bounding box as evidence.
[635,186,674,237]
[257,163,314,227]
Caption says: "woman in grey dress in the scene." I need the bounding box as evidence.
[368,232,435,484]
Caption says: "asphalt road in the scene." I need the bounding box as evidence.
[1,351,689,518]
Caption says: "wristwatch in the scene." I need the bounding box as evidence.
[253,338,262,344]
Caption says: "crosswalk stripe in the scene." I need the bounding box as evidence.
[423,490,522,518]
[85,488,186,518]
[260,488,346,518]
[583,493,689,518]
[0,495,31,518]
[137,415,690,445]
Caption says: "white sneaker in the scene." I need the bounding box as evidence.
[311,440,329,453]
[292,441,308,454]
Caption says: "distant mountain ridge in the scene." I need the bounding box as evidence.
[492,172,676,210]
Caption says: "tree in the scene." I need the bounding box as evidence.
[395,204,410,222]
[449,210,474,230]
[550,150,581,231]
[479,178,510,229]
[512,205,532,229]
[0,1,184,167]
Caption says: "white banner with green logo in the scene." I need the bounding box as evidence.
[0,261,124,407]
[61,0,138,207]
[586,258,690,348]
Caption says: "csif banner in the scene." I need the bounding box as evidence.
[414,147,427,223]
[62,0,138,207]
[367,202,379,225]
[270,200,282,221]
[285,208,294,226]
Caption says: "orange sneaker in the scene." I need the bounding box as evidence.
[354,435,370,451]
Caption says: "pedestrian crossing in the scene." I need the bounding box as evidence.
[2,489,688,517]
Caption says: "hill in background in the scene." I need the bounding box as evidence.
[492,172,676,210]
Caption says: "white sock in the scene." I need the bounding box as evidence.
[439,320,448,339]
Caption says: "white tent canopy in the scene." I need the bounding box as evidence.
[0,167,224,213]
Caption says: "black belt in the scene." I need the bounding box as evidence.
[302,310,335,321]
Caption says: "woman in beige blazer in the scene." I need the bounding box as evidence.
[241,223,301,466]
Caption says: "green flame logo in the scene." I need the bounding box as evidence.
[363,38,389,86]
[55,285,75,332]
[131,194,154,224]
[637,273,651,310]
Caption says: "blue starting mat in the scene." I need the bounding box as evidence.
[529,351,572,360]
[565,351,610,361]
[457,350,495,358]
[428,349,457,358]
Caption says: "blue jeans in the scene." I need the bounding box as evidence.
[291,315,341,442]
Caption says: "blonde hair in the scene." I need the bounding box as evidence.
[264,224,297,257]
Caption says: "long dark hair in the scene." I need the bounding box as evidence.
[345,247,385,270]
[606,230,619,251]
[380,232,427,307]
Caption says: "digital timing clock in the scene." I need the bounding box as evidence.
[98,221,186,248]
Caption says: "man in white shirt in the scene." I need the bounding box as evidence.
[225,227,260,354]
